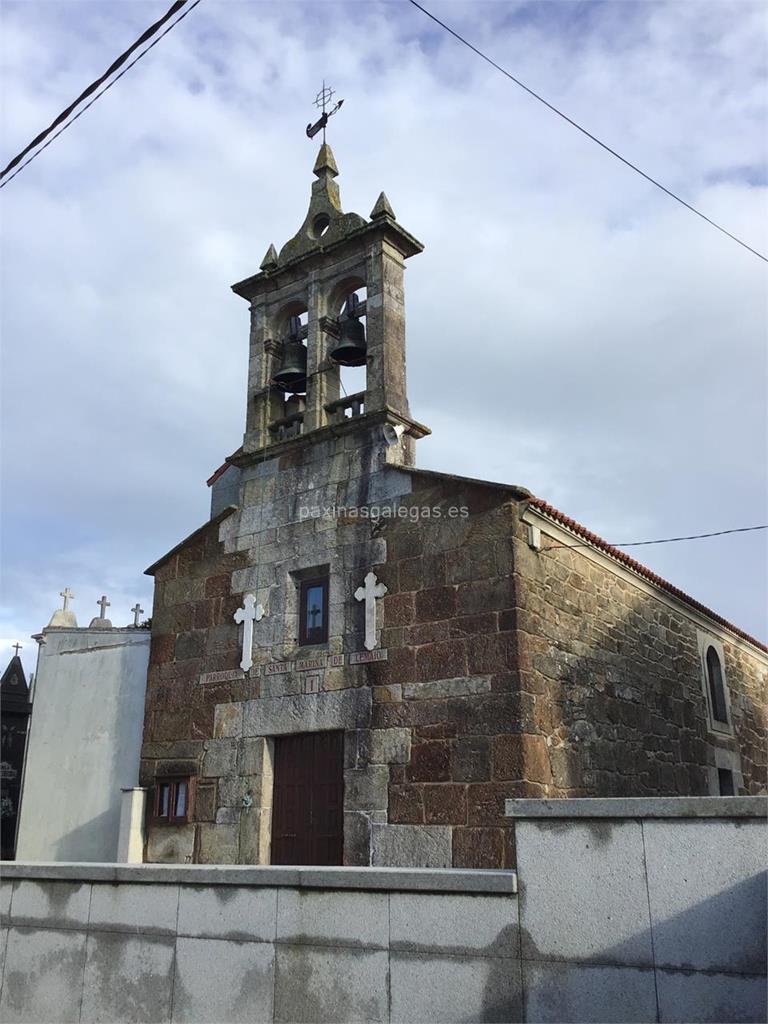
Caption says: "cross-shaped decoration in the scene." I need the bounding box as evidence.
[97,595,110,618]
[60,587,74,611]
[355,571,388,651]
[234,593,265,672]
[306,80,344,141]
[308,602,322,629]
[12,643,22,656]
[131,604,144,627]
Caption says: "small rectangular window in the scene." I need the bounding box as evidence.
[718,768,735,796]
[154,777,191,823]
[299,577,329,646]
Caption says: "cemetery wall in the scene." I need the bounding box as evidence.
[1,798,764,1023]
[15,627,150,862]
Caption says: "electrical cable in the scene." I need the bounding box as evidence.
[1,0,203,188]
[408,0,767,264]
[542,524,767,552]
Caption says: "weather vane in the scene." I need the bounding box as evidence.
[306,81,344,143]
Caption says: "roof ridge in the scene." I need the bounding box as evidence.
[528,498,768,654]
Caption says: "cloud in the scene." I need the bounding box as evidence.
[2,0,766,682]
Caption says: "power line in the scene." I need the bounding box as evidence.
[408,0,768,265]
[543,524,768,552]
[0,0,203,188]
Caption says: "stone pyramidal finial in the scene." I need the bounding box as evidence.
[260,244,278,272]
[370,191,395,220]
[313,142,339,178]
[274,143,365,265]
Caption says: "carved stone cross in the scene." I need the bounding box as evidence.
[60,587,74,611]
[131,603,144,627]
[234,593,264,672]
[97,595,110,618]
[355,571,388,651]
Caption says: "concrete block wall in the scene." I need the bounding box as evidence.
[0,865,518,1024]
[508,797,767,1023]
[2,798,764,1023]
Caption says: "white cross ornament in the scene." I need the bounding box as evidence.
[131,603,144,627]
[234,593,264,672]
[97,595,110,618]
[60,587,74,611]
[355,571,388,651]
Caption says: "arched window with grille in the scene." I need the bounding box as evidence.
[705,645,729,724]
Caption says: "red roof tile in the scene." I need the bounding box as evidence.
[206,447,243,487]
[528,498,767,654]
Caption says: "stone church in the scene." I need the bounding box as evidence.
[139,142,767,868]
[0,650,32,860]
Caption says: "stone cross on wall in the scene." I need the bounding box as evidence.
[97,595,110,618]
[234,593,264,672]
[355,571,388,651]
[131,604,144,627]
[60,587,74,611]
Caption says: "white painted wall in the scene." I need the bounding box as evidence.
[15,628,149,862]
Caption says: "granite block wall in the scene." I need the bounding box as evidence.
[2,799,764,1023]
[513,506,768,799]
[141,458,767,869]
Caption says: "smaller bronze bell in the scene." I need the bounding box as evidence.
[285,394,305,417]
[272,316,307,394]
[329,295,367,367]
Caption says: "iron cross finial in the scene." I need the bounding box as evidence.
[306,80,344,142]
[12,642,22,657]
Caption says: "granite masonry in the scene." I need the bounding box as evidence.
[138,143,768,869]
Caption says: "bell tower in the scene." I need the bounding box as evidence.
[230,141,429,465]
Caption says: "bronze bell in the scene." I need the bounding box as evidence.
[285,394,305,417]
[272,316,307,394]
[329,295,367,367]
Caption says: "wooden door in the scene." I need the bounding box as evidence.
[271,731,344,865]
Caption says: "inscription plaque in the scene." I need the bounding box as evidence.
[349,649,388,665]
[263,653,346,676]
[199,669,245,685]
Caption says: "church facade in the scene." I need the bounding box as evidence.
[139,144,768,868]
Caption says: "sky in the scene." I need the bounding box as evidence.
[1,0,766,680]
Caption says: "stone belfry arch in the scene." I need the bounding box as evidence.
[231,142,429,463]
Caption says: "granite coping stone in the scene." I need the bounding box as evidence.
[1,862,517,894]
[505,796,767,819]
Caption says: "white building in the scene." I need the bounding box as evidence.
[15,594,149,862]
